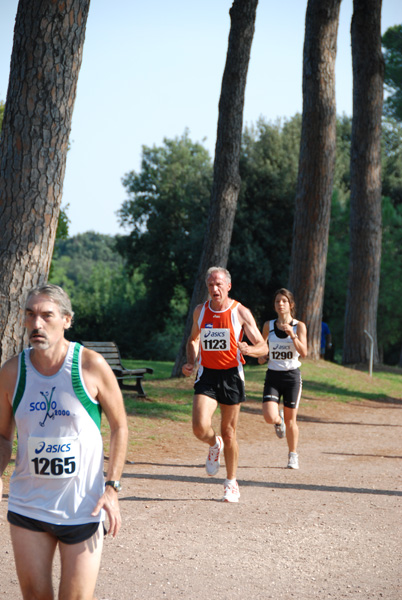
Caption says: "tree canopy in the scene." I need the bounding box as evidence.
[49,116,402,365]
[382,24,402,121]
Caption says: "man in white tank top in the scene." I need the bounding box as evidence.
[0,284,128,600]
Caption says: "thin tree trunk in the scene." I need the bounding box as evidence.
[342,0,384,365]
[171,0,258,377]
[288,0,341,359]
[0,0,90,364]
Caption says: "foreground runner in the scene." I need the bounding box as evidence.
[0,284,128,600]
[258,288,307,469]
[182,267,267,502]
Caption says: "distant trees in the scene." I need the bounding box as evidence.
[117,133,212,357]
[288,0,342,359]
[382,25,402,121]
[49,114,402,365]
[342,0,384,365]
[0,0,90,364]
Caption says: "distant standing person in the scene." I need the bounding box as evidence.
[0,284,128,600]
[258,288,307,469]
[321,321,333,360]
[182,267,267,502]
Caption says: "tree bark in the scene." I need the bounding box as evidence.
[342,0,384,365]
[0,0,90,364]
[171,0,258,377]
[288,0,341,360]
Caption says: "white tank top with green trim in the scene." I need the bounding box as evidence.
[8,342,105,525]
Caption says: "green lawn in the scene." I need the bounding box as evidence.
[120,358,402,421]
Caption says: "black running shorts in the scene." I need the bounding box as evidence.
[7,511,104,545]
[262,368,302,409]
[194,366,246,405]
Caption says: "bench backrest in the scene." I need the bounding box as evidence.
[81,341,123,370]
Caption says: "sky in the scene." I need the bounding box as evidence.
[1,0,401,237]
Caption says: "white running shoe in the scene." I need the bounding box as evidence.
[205,436,224,476]
[287,452,299,469]
[274,409,286,439]
[222,480,240,503]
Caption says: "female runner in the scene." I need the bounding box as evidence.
[258,288,307,469]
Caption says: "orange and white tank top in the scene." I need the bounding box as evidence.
[197,299,245,371]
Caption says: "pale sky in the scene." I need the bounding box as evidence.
[1,0,401,236]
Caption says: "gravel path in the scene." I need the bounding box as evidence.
[1,395,401,599]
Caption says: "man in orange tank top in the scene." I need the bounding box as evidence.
[182,267,267,502]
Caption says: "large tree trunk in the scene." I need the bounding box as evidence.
[342,0,384,365]
[171,0,258,377]
[0,0,90,365]
[287,0,341,360]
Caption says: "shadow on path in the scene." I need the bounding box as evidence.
[122,471,402,498]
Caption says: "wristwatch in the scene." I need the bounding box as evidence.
[105,480,122,492]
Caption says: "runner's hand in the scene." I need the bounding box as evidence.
[182,363,195,377]
[237,341,249,355]
[91,486,122,538]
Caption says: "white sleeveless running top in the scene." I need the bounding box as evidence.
[8,342,105,525]
[267,319,301,371]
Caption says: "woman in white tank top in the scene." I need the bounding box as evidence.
[258,288,307,469]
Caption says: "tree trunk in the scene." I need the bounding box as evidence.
[342,0,384,365]
[0,0,90,365]
[288,0,341,360]
[171,0,258,377]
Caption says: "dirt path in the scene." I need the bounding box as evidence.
[1,396,401,599]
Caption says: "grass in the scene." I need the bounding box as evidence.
[120,358,402,420]
[99,358,402,453]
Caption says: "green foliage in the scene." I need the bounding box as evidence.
[323,191,350,356]
[382,119,402,206]
[378,196,402,362]
[116,131,213,358]
[56,204,70,241]
[49,231,145,356]
[48,116,402,366]
[229,115,302,325]
[382,25,402,121]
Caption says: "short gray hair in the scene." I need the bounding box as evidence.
[205,266,231,285]
[25,284,74,320]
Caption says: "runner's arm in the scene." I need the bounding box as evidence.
[182,305,202,377]
[82,349,128,537]
[237,306,268,358]
[0,358,18,501]
[257,321,270,365]
[280,320,308,357]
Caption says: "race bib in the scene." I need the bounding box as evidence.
[201,328,230,351]
[270,341,295,361]
[28,436,80,479]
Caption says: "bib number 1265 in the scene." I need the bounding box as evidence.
[31,456,76,477]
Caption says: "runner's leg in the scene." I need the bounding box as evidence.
[10,524,57,600]
[220,403,241,480]
[192,394,219,446]
[262,399,281,425]
[284,406,299,453]
[58,523,104,600]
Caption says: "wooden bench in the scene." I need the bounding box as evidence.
[81,341,153,397]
